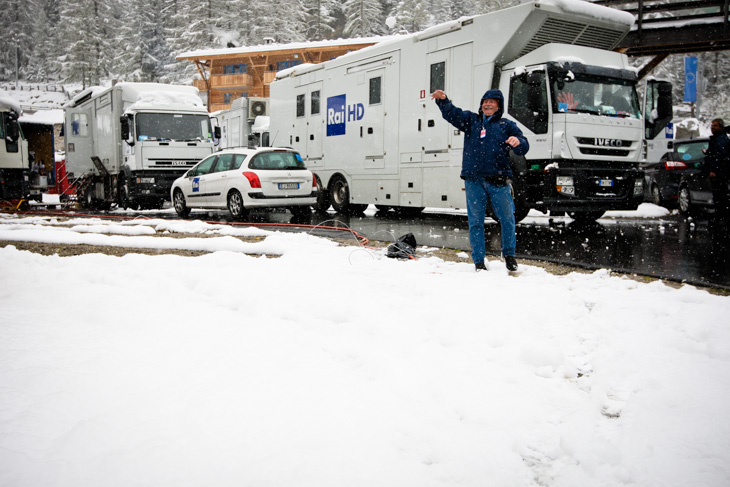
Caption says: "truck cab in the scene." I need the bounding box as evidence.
[499,44,672,219]
[0,98,30,201]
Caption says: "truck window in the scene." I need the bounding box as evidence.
[509,71,548,134]
[136,113,212,141]
[369,77,382,105]
[296,94,305,118]
[71,113,89,136]
[430,62,445,93]
[311,90,321,115]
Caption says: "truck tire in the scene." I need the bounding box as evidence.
[314,175,330,213]
[330,175,367,215]
[227,189,247,220]
[173,189,190,217]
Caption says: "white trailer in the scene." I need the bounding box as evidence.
[64,82,218,209]
[213,97,271,149]
[0,96,30,203]
[270,0,673,221]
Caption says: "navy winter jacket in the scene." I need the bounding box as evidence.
[706,132,730,179]
[436,89,529,179]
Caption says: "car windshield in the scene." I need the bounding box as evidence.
[550,73,641,119]
[136,113,213,142]
[249,151,306,170]
[674,141,709,162]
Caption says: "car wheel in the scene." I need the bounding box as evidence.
[227,189,247,220]
[678,186,692,217]
[173,189,190,217]
[651,184,663,206]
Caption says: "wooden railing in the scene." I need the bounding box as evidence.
[210,73,254,89]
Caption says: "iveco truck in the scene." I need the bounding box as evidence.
[65,82,217,209]
[269,0,672,221]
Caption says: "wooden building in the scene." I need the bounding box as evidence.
[177,38,387,112]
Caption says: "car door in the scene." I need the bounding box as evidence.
[184,154,217,205]
[205,153,236,208]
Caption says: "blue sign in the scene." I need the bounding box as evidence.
[665,122,674,138]
[327,95,347,136]
[684,57,698,103]
[326,94,365,137]
[192,177,200,192]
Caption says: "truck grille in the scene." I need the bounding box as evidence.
[149,159,199,168]
[575,137,633,157]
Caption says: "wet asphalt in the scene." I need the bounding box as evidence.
[176,207,730,290]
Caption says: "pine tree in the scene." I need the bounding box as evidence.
[343,0,384,37]
[304,0,336,41]
[57,0,113,87]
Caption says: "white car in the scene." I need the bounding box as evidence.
[171,147,317,219]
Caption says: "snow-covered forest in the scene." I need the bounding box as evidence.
[1,0,729,120]
[0,0,518,85]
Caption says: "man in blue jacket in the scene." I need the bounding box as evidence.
[432,88,529,272]
[705,118,730,217]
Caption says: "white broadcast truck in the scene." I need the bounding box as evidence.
[0,96,30,204]
[213,96,271,149]
[269,0,673,221]
[65,82,218,209]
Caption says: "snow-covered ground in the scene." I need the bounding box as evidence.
[1,212,729,487]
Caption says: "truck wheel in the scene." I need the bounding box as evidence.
[329,175,352,214]
[314,175,330,213]
[118,177,130,209]
[678,186,692,217]
[81,186,94,210]
[227,189,247,220]
[173,189,190,217]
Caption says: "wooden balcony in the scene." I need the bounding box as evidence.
[210,73,254,89]
[192,79,208,91]
[263,71,277,84]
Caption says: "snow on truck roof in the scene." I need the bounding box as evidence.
[0,95,23,115]
[66,83,205,110]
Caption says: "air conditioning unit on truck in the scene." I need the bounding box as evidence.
[0,96,30,206]
[270,0,673,221]
[212,97,271,149]
[64,82,218,210]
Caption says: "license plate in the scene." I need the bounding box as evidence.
[278,183,299,190]
[599,179,614,187]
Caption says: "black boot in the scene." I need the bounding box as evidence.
[505,256,518,272]
[475,262,487,272]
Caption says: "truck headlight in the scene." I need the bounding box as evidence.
[556,176,575,195]
[634,178,643,196]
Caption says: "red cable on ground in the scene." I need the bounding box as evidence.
[0,209,370,246]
